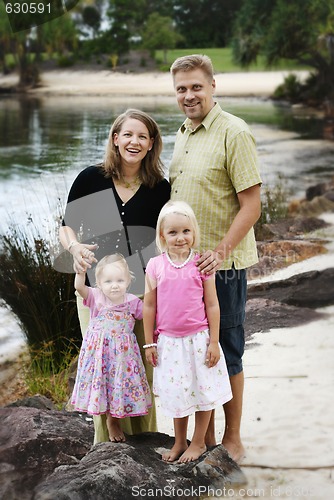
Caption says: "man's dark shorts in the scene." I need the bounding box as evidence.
[215,267,247,377]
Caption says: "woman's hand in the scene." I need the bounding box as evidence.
[70,243,98,273]
[205,341,220,368]
[145,347,158,367]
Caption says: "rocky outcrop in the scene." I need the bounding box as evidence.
[288,178,334,217]
[244,268,334,335]
[0,406,245,500]
[247,268,334,309]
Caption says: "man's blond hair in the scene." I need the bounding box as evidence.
[170,54,214,81]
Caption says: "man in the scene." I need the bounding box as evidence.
[169,54,262,463]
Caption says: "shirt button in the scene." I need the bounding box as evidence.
[180,170,183,173]
[122,203,125,207]
[116,245,119,249]
[121,212,125,215]
[186,151,188,154]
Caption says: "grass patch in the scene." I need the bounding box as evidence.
[255,176,289,239]
[23,341,75,408]
[155,47,310,73]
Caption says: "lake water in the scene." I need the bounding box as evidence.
[1,94,334,359]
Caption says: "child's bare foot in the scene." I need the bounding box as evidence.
[178,443,207,463]
[162,443,188,462]
[222,439,245,463]
[107,417,126,443]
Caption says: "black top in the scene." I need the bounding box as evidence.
[62,165,171,290]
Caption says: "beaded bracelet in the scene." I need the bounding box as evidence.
[68,240,79,252]
[143,343,157,349]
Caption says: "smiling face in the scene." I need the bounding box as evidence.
[173,68,216,128]
[97,263,130,304]
[113,118,154,170]
[161,213,195,257]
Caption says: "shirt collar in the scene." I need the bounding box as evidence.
[180,102,219,134]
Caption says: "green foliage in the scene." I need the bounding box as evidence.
[273,74,304,101]
[141,13,183,62]
[57,55,75,67]
[23,341,75,408]
[172,0,243,48]
[232,0,334,102]
[0,221,81,371]
[82,5,101,35]
[255,176,289,238]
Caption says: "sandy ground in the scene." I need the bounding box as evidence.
[0,69,310,97]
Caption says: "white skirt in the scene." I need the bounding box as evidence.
[153,329,232,418]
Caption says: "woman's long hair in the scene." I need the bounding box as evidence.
[99,109,165,188]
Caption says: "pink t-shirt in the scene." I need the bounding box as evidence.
[83,288,143,320]
[145,253,213,338]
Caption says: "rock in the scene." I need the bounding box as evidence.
[247,268,334,309]
[257,216,328,240]
[7,394,57,410]
[306,179,334,201]
[0,408,245,500]
[290,195,334,217]
[0,407,94,500]
[248,239,327,280]
[244,298,326,336]
[35,434,246,499]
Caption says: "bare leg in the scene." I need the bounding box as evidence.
[178,410,211,463]
[162,417,188,462]
[222,371,245,463]
[205,409,217,447]
[205,372,245,462]
[106,415,126,443]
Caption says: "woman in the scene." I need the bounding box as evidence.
[59,109,170,443]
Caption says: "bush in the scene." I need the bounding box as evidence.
[0,221,81,370]
[273,73,303,102]
[255,176,289,239]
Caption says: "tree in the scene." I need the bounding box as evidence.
[233,0,334,102]
[172,0,243,48]
[82,5,102,38]
[106,0,146,54]
[141,13,182,63]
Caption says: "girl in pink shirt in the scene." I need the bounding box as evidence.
[143,201,232,463]
[71,254,151,443]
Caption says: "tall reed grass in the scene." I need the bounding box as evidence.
[0,220,81,370]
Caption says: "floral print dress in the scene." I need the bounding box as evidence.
[71,290,151,417]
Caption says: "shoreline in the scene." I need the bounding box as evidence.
[0,69,310,98]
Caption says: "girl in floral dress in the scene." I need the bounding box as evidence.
[71,254,151,442]
[143,201,232,463]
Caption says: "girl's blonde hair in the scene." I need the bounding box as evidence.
[95,253,135,287]
[99,109,165,188]
[156,201,200,253]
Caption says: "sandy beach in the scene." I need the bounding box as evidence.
[0,69,310,97]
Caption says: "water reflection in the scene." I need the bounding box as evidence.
[1,95,333,232]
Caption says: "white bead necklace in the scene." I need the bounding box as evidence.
[165,249,194,269]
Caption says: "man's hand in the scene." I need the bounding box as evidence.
[196,250,224,275]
